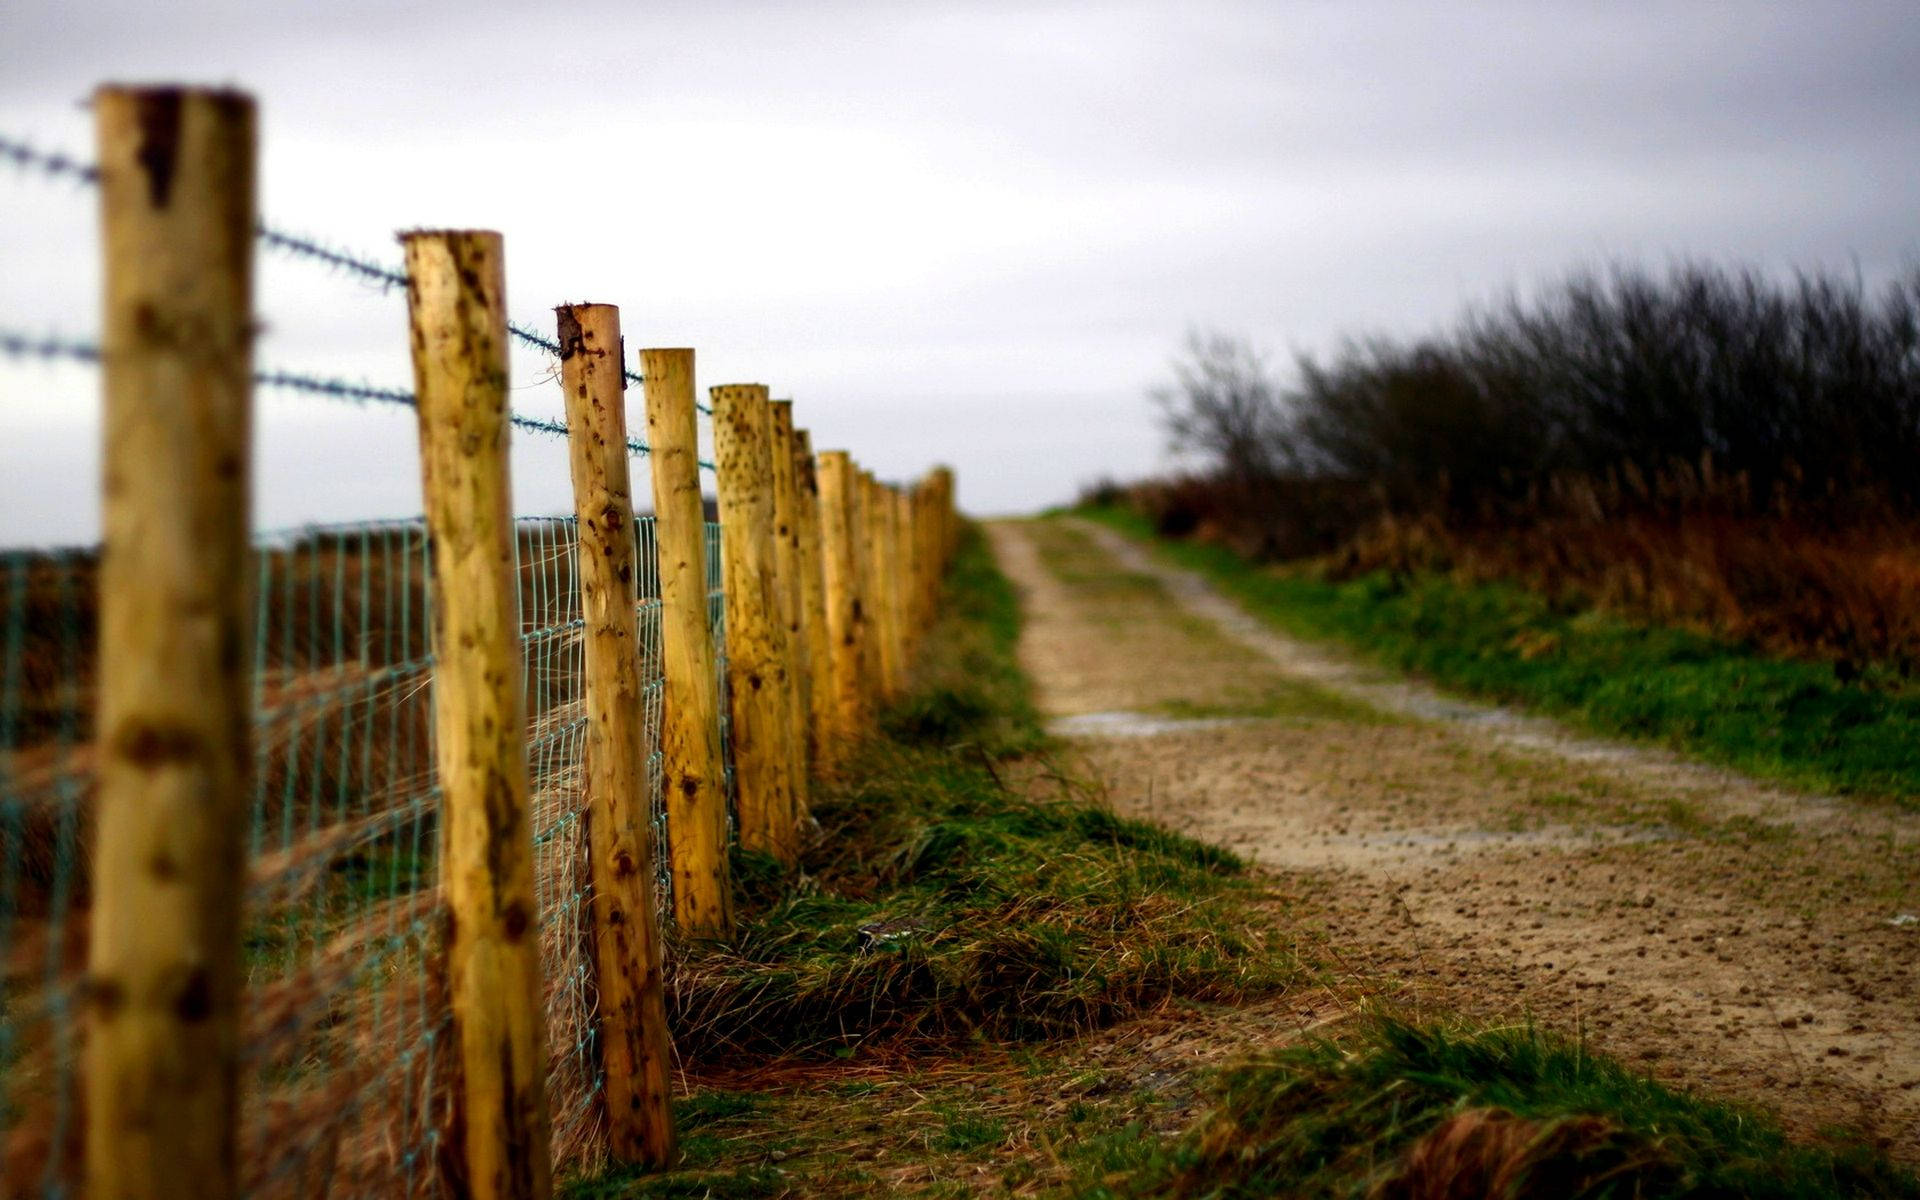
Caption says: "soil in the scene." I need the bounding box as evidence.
[988,516,1920,1161]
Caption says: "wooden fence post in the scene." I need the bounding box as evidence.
[792,430,836,770]
[402,230,553,1200]
[894,487,918,660]
[640,349,733,938]
[556,304,676,1166]
[766,400,810,812]
[850,468,883,707]
[911,478,936,637]
[815,451,867,744]
[935,466,958,568]
[711,384,799,862]
[87,85,255,1200]
[867,475,904,702]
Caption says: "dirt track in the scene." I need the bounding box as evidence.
[989,516,1920,1159]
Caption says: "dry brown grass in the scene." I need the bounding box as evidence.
[1124,463,1920,672]
[0,522,620,1198]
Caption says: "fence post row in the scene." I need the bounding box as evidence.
[852,469,882,702]
[404,229,554,1200]
[75,77,967,1193]
[711,383,801,863]
[87,85,256,1200]
[791,430,836,772]
[556,304,677,1167]
[766,400,811,817]
[642,348,734,938]
[815,450,869,745]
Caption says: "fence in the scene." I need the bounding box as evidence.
[0,85,959,1200]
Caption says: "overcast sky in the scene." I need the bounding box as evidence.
[2,0,1917,543]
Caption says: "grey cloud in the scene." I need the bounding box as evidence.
[1,0,1917,543]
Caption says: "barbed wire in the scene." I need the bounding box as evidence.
[0,329,99,365]
[0,135,702,410]
[254,226,409,292]
[0,135,97,185]
[0,327,691,462]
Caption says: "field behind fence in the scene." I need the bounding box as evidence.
[0,85,958,1199]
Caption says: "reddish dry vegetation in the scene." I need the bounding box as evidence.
[1368,1109,1654,1200]
[0,524,616,1197]
[1126,467,1920,673]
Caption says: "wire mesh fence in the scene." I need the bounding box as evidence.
[706,520,737,822]
[0,103,957,1197]
[238,520,444,1199]
[0,546,92,1197]
[0,512,703,1196]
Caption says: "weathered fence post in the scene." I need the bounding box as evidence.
[711,384,799,862]
[911,477,936,638]
[850,467,883,706]
[557,304,676,1166]
[766,400,810,811]
[792,430,836,770]
[640,349,733,937]
[935,466,958,568]
[867,474,904,702]
[894,486,918,660]
[402,230,553,1200]
[87,85,255,1200]
[816,451,869,745]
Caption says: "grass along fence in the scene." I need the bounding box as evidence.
[0,85,959,1199]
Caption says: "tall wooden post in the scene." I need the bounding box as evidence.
[403,230,552,1200]
[868,474,904,702]
[791,430,835,770]
[766,400,810,813]
[911,478,936,637]
[889,485,910,681]
[556,304,676,1166]
[711,384,798,862]
[816,451,868,743]
[933,466,957,569]
[87,85,255,1200]
[640,349,732,938]
[849,468,882,707]
[894,487,918,661]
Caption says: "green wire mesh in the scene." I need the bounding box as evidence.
[0,547,91,1198]
[239,520,443,1197]
[0,509,729,1197]
[516,517,601,1178]
[635,518,672,916]
[706,520,737,825]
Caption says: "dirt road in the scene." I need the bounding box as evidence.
[989,516,1920,1158]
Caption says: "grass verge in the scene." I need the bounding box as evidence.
[664,523,1295,1061]
[1137,1017,1919,1200]
[573,520,1918,1198]
[1080,506,1920,804]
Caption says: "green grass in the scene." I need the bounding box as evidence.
[571,519,1920,1200]
[1123,1017,1919,1200]
[1081,507,1920,804]
[665,524,1295,1060]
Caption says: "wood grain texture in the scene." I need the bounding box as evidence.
[815,451,868,744]
[558,304,676,1166]
[404,230,553,1200]
[711,384,799,862]
[766,401,810,815]
[640,349,733,937]
[792,430,836,771]
[88,85,256,1200]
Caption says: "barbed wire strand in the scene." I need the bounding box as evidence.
[0,329,703,464]
[0,136,710,412]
